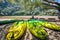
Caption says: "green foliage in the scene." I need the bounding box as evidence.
[0,0,58,16]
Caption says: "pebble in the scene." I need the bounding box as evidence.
[0,28,2,31]
[54,39,58,40]
[0,33,2,39]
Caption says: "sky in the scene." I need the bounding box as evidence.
[55,0,60,3]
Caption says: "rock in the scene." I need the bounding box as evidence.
[0,33,2,39]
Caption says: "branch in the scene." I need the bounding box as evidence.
[43,0,60,6]
[42,2,58,8]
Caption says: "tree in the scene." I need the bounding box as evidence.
[20,0,55,16]
[0,0,57,16]
[43,0,60,19]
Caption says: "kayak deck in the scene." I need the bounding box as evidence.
[0,22,60,40]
